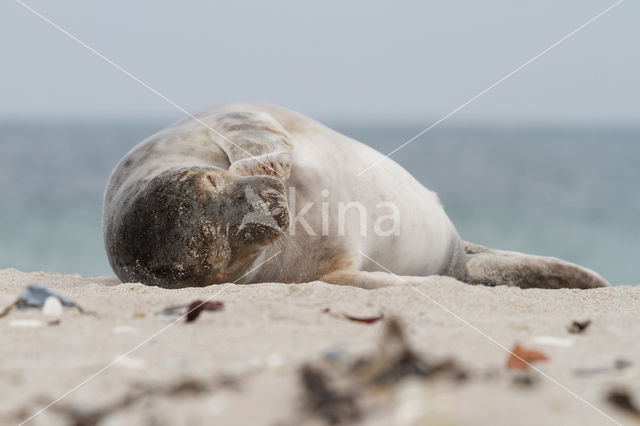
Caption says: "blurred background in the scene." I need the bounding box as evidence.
[0,1,638,284]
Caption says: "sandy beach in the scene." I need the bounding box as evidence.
[1,267,638,426]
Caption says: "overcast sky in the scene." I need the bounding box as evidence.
[0,0,638,123]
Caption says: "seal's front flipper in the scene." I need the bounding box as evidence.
[319,269,408,290]
[200,110,294,173]
[229,151,292,180]
[460,241,609,289]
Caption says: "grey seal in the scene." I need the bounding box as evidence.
[102,102,609,289]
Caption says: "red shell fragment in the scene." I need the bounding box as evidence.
[506,343,549,370]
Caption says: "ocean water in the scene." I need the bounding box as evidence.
[0,120,638,285]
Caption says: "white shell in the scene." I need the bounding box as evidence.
[42,296,63,317]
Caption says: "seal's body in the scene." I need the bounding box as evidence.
[103,103,608,289]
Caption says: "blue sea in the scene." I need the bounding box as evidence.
[1,120,638,285]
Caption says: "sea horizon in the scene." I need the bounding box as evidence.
[1,119,638,285]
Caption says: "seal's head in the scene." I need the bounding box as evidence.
[105,166,289,287]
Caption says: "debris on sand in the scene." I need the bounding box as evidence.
[17,284,78,310]
[300,365,361,425]
[49,375,240,426]
[615,359,633,370]
[155,300,224,322]
[0,304,13,318]
[299,318,468,424]
[567,319,592,334]
[322,308,385,325]
[606,387,640,417]
[186,300,225,322]
[356,318,468,384]
[512,373,538,388]
[1,284,84,319]
[506,343,549,370]
[574,358,633,377]
[344,313,384,324]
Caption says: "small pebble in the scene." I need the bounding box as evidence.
[324,347,345,361]
[10,319,44,328]
[513,373,538,387]
[266,353,284,368]
[115,356,147,370]
[42,296,63,318]
[531,335,574,348]
[615,359,633,370]
[113,326,138,334]
[204,393,230,416]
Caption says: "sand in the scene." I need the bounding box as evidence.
[0,267,639,426]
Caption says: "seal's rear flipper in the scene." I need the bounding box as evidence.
[460,241,609,289]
